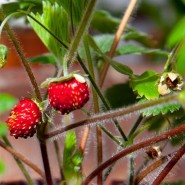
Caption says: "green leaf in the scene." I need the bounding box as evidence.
[0,93,17,114]
[105,83,136,109]
[108,60,133,77]
[91,10,120,33]
[175,42,185,75]
[1,1,42,16]
[130,70,160,100]
[124,27,154,47]
[47,0,88,25]
[87,35,133,77]
[63,131,83,185]
[117,44,168,56]
[0,123,8,137]
[141,99,181,116]
[0,160,5,175]
[30,53,56,64]
[93,34,114,53]
[167,16,185,47]
[0,44,8,68]
[28,2,69,60]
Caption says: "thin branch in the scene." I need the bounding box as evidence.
[135,155,169,184]
[100,0,138,86]
[82,124,185,184]
[45,93,177,139]
[152,143,185,185]
[0,140,45,179]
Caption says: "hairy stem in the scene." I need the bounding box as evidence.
[62,0,97,76]
[83,36,103,184]
[82,123,185,184]
[135,155,169,184]
[152,143,185,185]
[100,0,138,86]
[0,140,45,179]
[3,137,34,185]
[45,93,177,139]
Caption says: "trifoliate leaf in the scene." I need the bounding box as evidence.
[91,10,120,33]
[141,98,181,116]
[28,2,69,60]
[0,44,8,68]
[30,53,56,65]
[130,70,160,99]
[0,123,8,137]
[0,93,17,114]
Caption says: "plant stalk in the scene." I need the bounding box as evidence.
[45,93,177,139]
[3,137,34,185]
[0,139,45,178]
[82,123,185,184]
[100,0,138,86]
[152,143,185,185]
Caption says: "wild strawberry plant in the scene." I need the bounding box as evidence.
[1,0,185,185]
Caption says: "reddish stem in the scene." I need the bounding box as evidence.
[82,124,185,185]
[152,143,185,185]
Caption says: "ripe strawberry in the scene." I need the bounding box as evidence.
[6,98,42,139]
[48,74,89,114]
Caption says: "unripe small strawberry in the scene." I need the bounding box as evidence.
[48,74,89,114]
[6,98,42,139]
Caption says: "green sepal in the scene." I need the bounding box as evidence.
[40,71,80,88]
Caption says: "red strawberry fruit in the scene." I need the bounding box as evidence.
[48,74,89,114]
[6,98,42,139]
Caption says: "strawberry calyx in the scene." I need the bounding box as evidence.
[40,71,88,88]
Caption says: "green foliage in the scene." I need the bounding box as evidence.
[0,44,8,68]
[0,93,17,114]
[47,0,87,25]
[141,99,181,116]
[28,2,69,60]
[91,10,120,33]
[1,1,42,16]
[30,53,56,64]
[117,44,168,56]
[130,70,159,100]
[105,83,136,109]
[63,131,83,185]
[0,160,5,175]
[0,123,8,137]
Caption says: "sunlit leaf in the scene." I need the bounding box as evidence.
[130,70,160,99]
[28,2,69,60]
[0,93,17,114]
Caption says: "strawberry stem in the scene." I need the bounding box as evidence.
[3,137,35,185]
[62,0,97,77]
